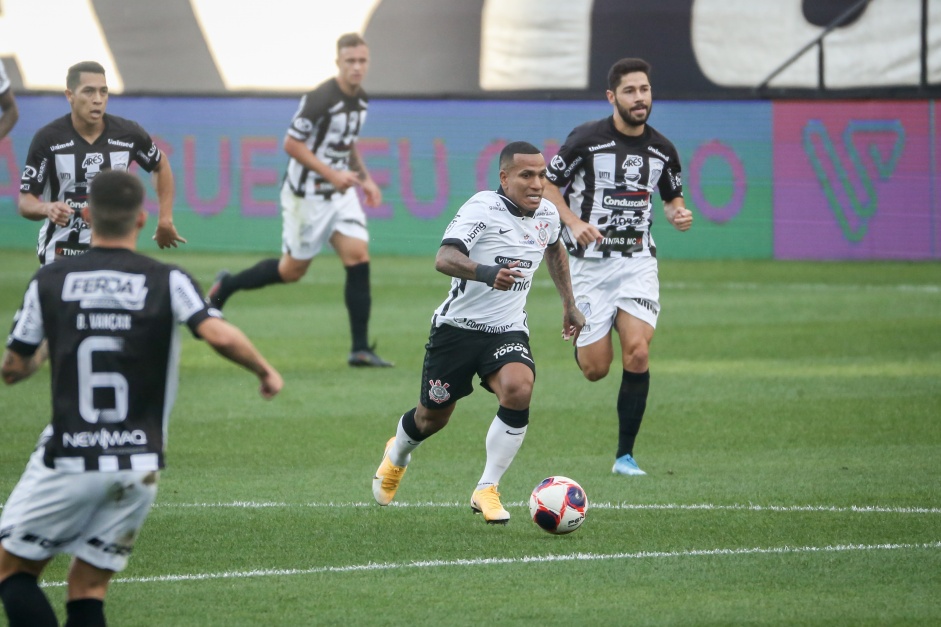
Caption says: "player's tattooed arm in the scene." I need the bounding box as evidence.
[544,240,584,341]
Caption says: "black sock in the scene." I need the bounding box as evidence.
[225,258,283,301]
[616,369,650,458]
[0,572,58,627]
[345,262,371,352]
[401,407,428,441]
[65,598,105,627]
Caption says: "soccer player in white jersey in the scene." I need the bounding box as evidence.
[543,58,694,476]
[371,141,584,524]
[0,170,282,627]
[0,59,18,141]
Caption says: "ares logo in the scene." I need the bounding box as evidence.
[803,119,904,242]
[82,153,105,172]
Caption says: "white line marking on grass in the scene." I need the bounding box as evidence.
[154,501,941,515]
[41,541,941,588]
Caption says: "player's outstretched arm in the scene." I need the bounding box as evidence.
[196,317,283,399]
[151,159,187,248]
[544,239,584,342]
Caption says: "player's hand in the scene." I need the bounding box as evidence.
[153,220,187,249]
[258,367,284,399]
[361,178,383,208]
[562,306,585,343]
[45,202,73,227]
[492,261,525,291]
[329,169,361,193]
[568,220,603,247]
[669,206,693,232]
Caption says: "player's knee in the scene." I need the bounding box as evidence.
[624,345,650,371]
[499,380,533,407]
[279,266,306,283]
[581,362,610,382]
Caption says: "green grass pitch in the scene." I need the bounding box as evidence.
[1,250,939,626]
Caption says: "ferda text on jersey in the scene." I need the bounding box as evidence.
[62,271,149,311]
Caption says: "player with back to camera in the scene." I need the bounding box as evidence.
[0,170,282,627]
[542,58,693,476]
[206,33,392,367]
[371,141,585,524]
[0,59,19,141]
[19,61,185,266]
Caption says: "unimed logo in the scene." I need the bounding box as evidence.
[802,119,904,242]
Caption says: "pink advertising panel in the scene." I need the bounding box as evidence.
[774,102,937,259]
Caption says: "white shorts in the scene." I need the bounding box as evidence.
[570,255,660,347]
[0,447,159,572]
[280,183,369,260]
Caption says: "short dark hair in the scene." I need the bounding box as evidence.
[67,61,106,91]
[607,58,651,91]
[499,141,541,171]
[337,33,367,54]
[88,170,145,238]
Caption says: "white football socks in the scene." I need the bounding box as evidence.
[476,416,527,489]
[389,416,421,467]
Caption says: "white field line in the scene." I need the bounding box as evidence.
[152,501,941,514]
[41,541,941,588]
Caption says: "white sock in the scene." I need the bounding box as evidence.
[476,416,527,489]
[389,416,421,467]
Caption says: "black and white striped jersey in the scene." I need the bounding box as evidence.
[6,248,215,473]
[546,117,683,259]
[433,188,562,335]
[283,78,368,198]
[19,114,164,265]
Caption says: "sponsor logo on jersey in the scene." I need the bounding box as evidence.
[621,155,643,184]
[488,204,506,212]
[108,138,134,148]
[647,145,670,161]
[550,154,566,171]
[323,146,351,160]
[50,140,75,151]
[82,153,105,172]
[462,221,487,245]
[59,172,72,181]
[669,170,682,190]
[427,379,451,404]
[62,428,148,449]
[455,318,514,333]
[147,144,158,158]
[601,189,650,210]
[494,256,532,269]
[498,228,512,235]
[563,156,583,178]
[509,278,531,292]
[22,165,37,181]
[37,159,48,183]
[62,271,148,310]
[589,140,616,152]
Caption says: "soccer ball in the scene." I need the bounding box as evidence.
[529,476,588,534]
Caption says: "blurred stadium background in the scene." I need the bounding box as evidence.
[1,0,939,259]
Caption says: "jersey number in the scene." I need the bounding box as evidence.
[77,336,129,424]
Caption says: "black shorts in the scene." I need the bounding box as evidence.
[419,324,536,409]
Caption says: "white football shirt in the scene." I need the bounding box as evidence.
[432,189,561,335]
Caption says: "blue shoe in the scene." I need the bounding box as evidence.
[612,453,646,476]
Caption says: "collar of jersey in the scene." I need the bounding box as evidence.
[496,186,534,218]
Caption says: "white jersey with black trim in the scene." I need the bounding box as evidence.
[432,189,562,335]
[545,117,683,259]
[283,78,368,198]
[5,248,216,472]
